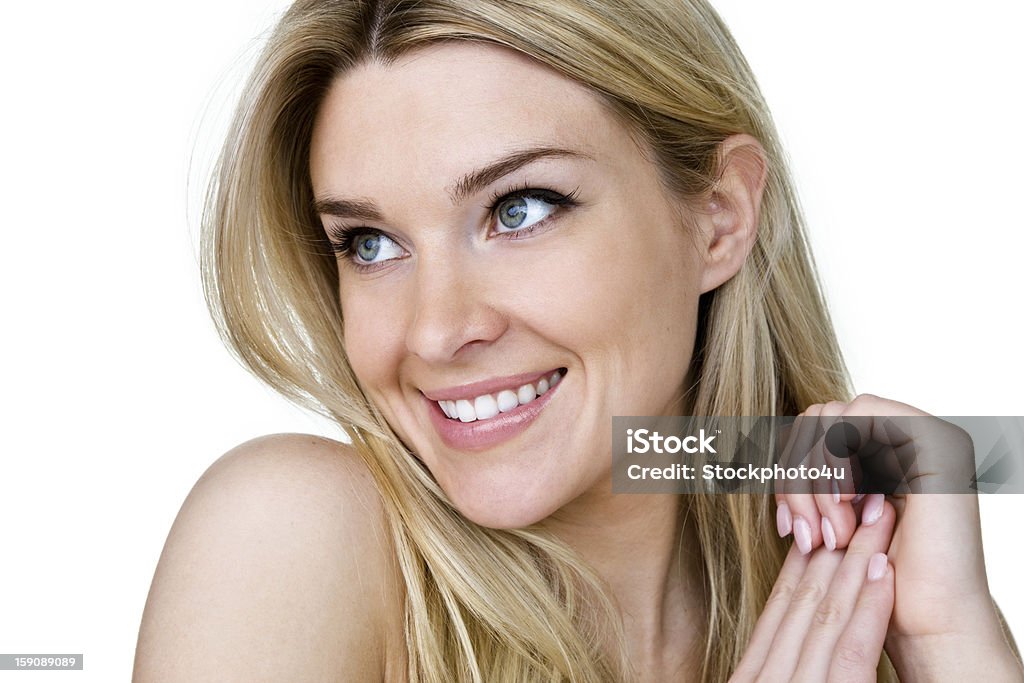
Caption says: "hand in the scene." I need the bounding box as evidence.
[774,395,1023,680]
[731,499,897,682]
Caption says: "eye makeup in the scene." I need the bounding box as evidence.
[322,183,582,271]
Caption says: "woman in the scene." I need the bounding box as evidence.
[134,1,1022,680]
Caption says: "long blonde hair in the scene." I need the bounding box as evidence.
[201,1,895,680]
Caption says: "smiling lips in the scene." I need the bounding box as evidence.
[435,369,564,423]
[423,368,567,450]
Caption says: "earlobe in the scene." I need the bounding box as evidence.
[698,134,767,294]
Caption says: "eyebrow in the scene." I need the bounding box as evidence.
[446,146,591,204]
[313,145,591,219]
[312,197,382,222]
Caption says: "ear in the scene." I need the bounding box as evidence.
[696,134,767,294]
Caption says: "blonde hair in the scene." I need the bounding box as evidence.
[202,0,896,680]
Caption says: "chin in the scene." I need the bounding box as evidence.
[443,480,569,530]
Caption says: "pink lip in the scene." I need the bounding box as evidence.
[421,368,562,402]
[425,372,565,451]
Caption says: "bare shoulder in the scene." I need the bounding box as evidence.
[134,434,405,682]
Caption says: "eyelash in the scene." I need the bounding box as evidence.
[324,225,378,261]
[325,185,581,272]
[486,184,581,233]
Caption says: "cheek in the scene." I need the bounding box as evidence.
[338,287,404,392]
[524,209,702,402]
[535,212,700,334]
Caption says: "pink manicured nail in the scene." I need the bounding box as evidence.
[867,553,888,581]
[852,493,866,504]
[862,494,885,526]
[793,516,812,555]
[776,502,793,537]
[821,516,836,551]
[831,479,840,504]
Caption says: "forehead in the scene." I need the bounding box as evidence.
[309,42,632,197]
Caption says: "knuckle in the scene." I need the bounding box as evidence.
[842,530,877,554]
[823,400,847,414]
[840,543,872,561]
[945,423,974,453]
[766,580,797,607]
[852,393,879,406]
[801,404,824,417]
[792,580,826,607]
[812,596,844,627]
[832,640,869,673]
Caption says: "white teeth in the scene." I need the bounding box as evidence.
[496,390,518,413]
[436,370,565,423]
[439,400,455,418]
[474,394,499,420]
[455,399,475,422]
[517,383,537,405]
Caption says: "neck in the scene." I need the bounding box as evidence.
[540,488,706,680]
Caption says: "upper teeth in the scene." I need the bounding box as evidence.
[437,370,563,423]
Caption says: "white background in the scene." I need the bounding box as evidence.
[0,2,1020,680]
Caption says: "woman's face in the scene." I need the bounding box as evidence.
[310,43,709,528]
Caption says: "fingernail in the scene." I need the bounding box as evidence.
[852,492,866,504]
[867,552,888,581]
[793,516,812,555]
[821,516,836,551]
[862,493,885,526]
[831,479,840,504]
[776,502,793,537]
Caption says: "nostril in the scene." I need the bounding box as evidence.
[405,298,510,363]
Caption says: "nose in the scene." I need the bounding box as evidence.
[404,254,509,364]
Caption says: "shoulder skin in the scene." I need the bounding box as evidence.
[134,434,405,682]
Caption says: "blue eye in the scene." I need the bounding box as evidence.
[328,227,405,269]
[351,231,403,264]
[492,190,575,234]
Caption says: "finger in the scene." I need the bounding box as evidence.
[828,554,894,683]
[858,493,886,527]
[730,544,811,680]
[791,501,896,679]
[776,497,793,538]
[819,486,860,553]
[838,396,972,495]
[774,420,797,537]
[819,409,865,501]
[778,406,824,486]
[780,405,825,553]
[788,401,853,555]
[755,547,845,682]
[812,402,859,552]
[788,494,820,555]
